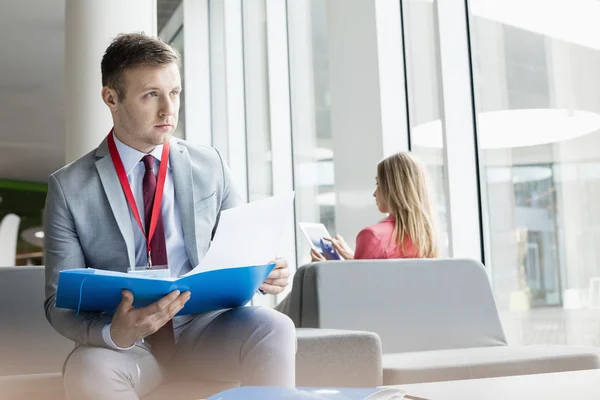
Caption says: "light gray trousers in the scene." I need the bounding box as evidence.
[63,307,297,400]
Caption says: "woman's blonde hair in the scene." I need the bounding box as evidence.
[377,152,439,258]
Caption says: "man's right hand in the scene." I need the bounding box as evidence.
[110,289,191,348]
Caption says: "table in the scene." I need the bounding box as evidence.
[394,369,600,399]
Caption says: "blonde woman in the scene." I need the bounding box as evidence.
[312,152,439,261]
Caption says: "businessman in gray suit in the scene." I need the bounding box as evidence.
[44,33,296,400]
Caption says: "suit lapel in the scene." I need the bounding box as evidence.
[170,140,199,267]
[95,138,136,270]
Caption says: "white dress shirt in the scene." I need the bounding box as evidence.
[102,133,193,350]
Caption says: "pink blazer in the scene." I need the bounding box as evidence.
[354,216,418,259]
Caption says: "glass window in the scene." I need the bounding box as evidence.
[242,0,273,202]
[170,29,186,140]
[470,0,600,345]
[288,0,334,266]
[403,0,450,257]
[157,0,183,34]
[158,0,185,139]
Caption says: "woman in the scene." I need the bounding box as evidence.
[311,152,439,261]
[275,152,439,318]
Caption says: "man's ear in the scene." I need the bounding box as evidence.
[101,86,119,112]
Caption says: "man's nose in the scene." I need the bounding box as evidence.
[159,97,175,116]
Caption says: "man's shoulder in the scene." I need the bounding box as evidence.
[170,137,223,166]
[50,147,99,185]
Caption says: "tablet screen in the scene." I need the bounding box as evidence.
[298,222,332,252]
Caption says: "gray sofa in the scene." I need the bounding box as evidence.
[281,258,600,385]
[0,266,382,399]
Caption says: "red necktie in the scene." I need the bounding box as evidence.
[142,155,175,363]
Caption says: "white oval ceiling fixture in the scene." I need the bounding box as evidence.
[411,109,600,150]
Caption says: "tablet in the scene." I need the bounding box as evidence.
[298,222,333,253]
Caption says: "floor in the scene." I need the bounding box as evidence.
[500,308,600,346]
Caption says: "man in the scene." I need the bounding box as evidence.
[44,32,296,400]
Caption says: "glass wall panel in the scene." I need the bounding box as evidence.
[403,0,450,256]
[158,0,185,139]
[470,0,600,345]
[170,29,186,140]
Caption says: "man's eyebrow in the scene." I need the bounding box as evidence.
[139,86,182,91]
[140,86,160,91]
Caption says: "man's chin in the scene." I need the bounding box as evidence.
[152,131,173,144]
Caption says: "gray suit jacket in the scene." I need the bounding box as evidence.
[43,136,242,348]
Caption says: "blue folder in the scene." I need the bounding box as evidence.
[55,264,275,315]
[206,386,406,399]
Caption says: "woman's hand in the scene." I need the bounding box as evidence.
[310,248,326,262]
[324,235,355,260]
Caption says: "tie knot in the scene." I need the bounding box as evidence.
[142,155,155,171]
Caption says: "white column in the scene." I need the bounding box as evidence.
[266,1,294,198]
[209,0,248,202]
[242,0,276,309]
[265,0,296,303]
[243,0,272,202]
[209,1,229,157]
[65,0,157,163]
[434,0,483,262]
[327,0,409,243]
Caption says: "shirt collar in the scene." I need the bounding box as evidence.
[112,132,171,176]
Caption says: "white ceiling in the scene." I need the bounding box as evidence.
[0,0,66,183]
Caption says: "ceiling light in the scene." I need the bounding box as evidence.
[411,109,600,150]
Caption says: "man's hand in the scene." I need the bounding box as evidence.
[259,258,290,295]
[110,289,191,348]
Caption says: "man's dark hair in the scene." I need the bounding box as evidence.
[101,32,181,100]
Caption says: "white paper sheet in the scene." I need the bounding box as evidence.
[183,192,295,275]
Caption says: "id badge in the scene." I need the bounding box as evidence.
[127,265,171,278]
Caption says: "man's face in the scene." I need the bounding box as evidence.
[113,63,182,150]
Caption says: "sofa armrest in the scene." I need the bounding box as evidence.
[295,328,383,387]
[0,373,65,400]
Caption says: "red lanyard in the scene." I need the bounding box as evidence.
[107,129,169,268]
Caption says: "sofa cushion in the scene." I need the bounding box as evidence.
[383,345,600,385]
[296,328,383,387]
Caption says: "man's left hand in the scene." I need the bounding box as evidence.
[259,258,290,295]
